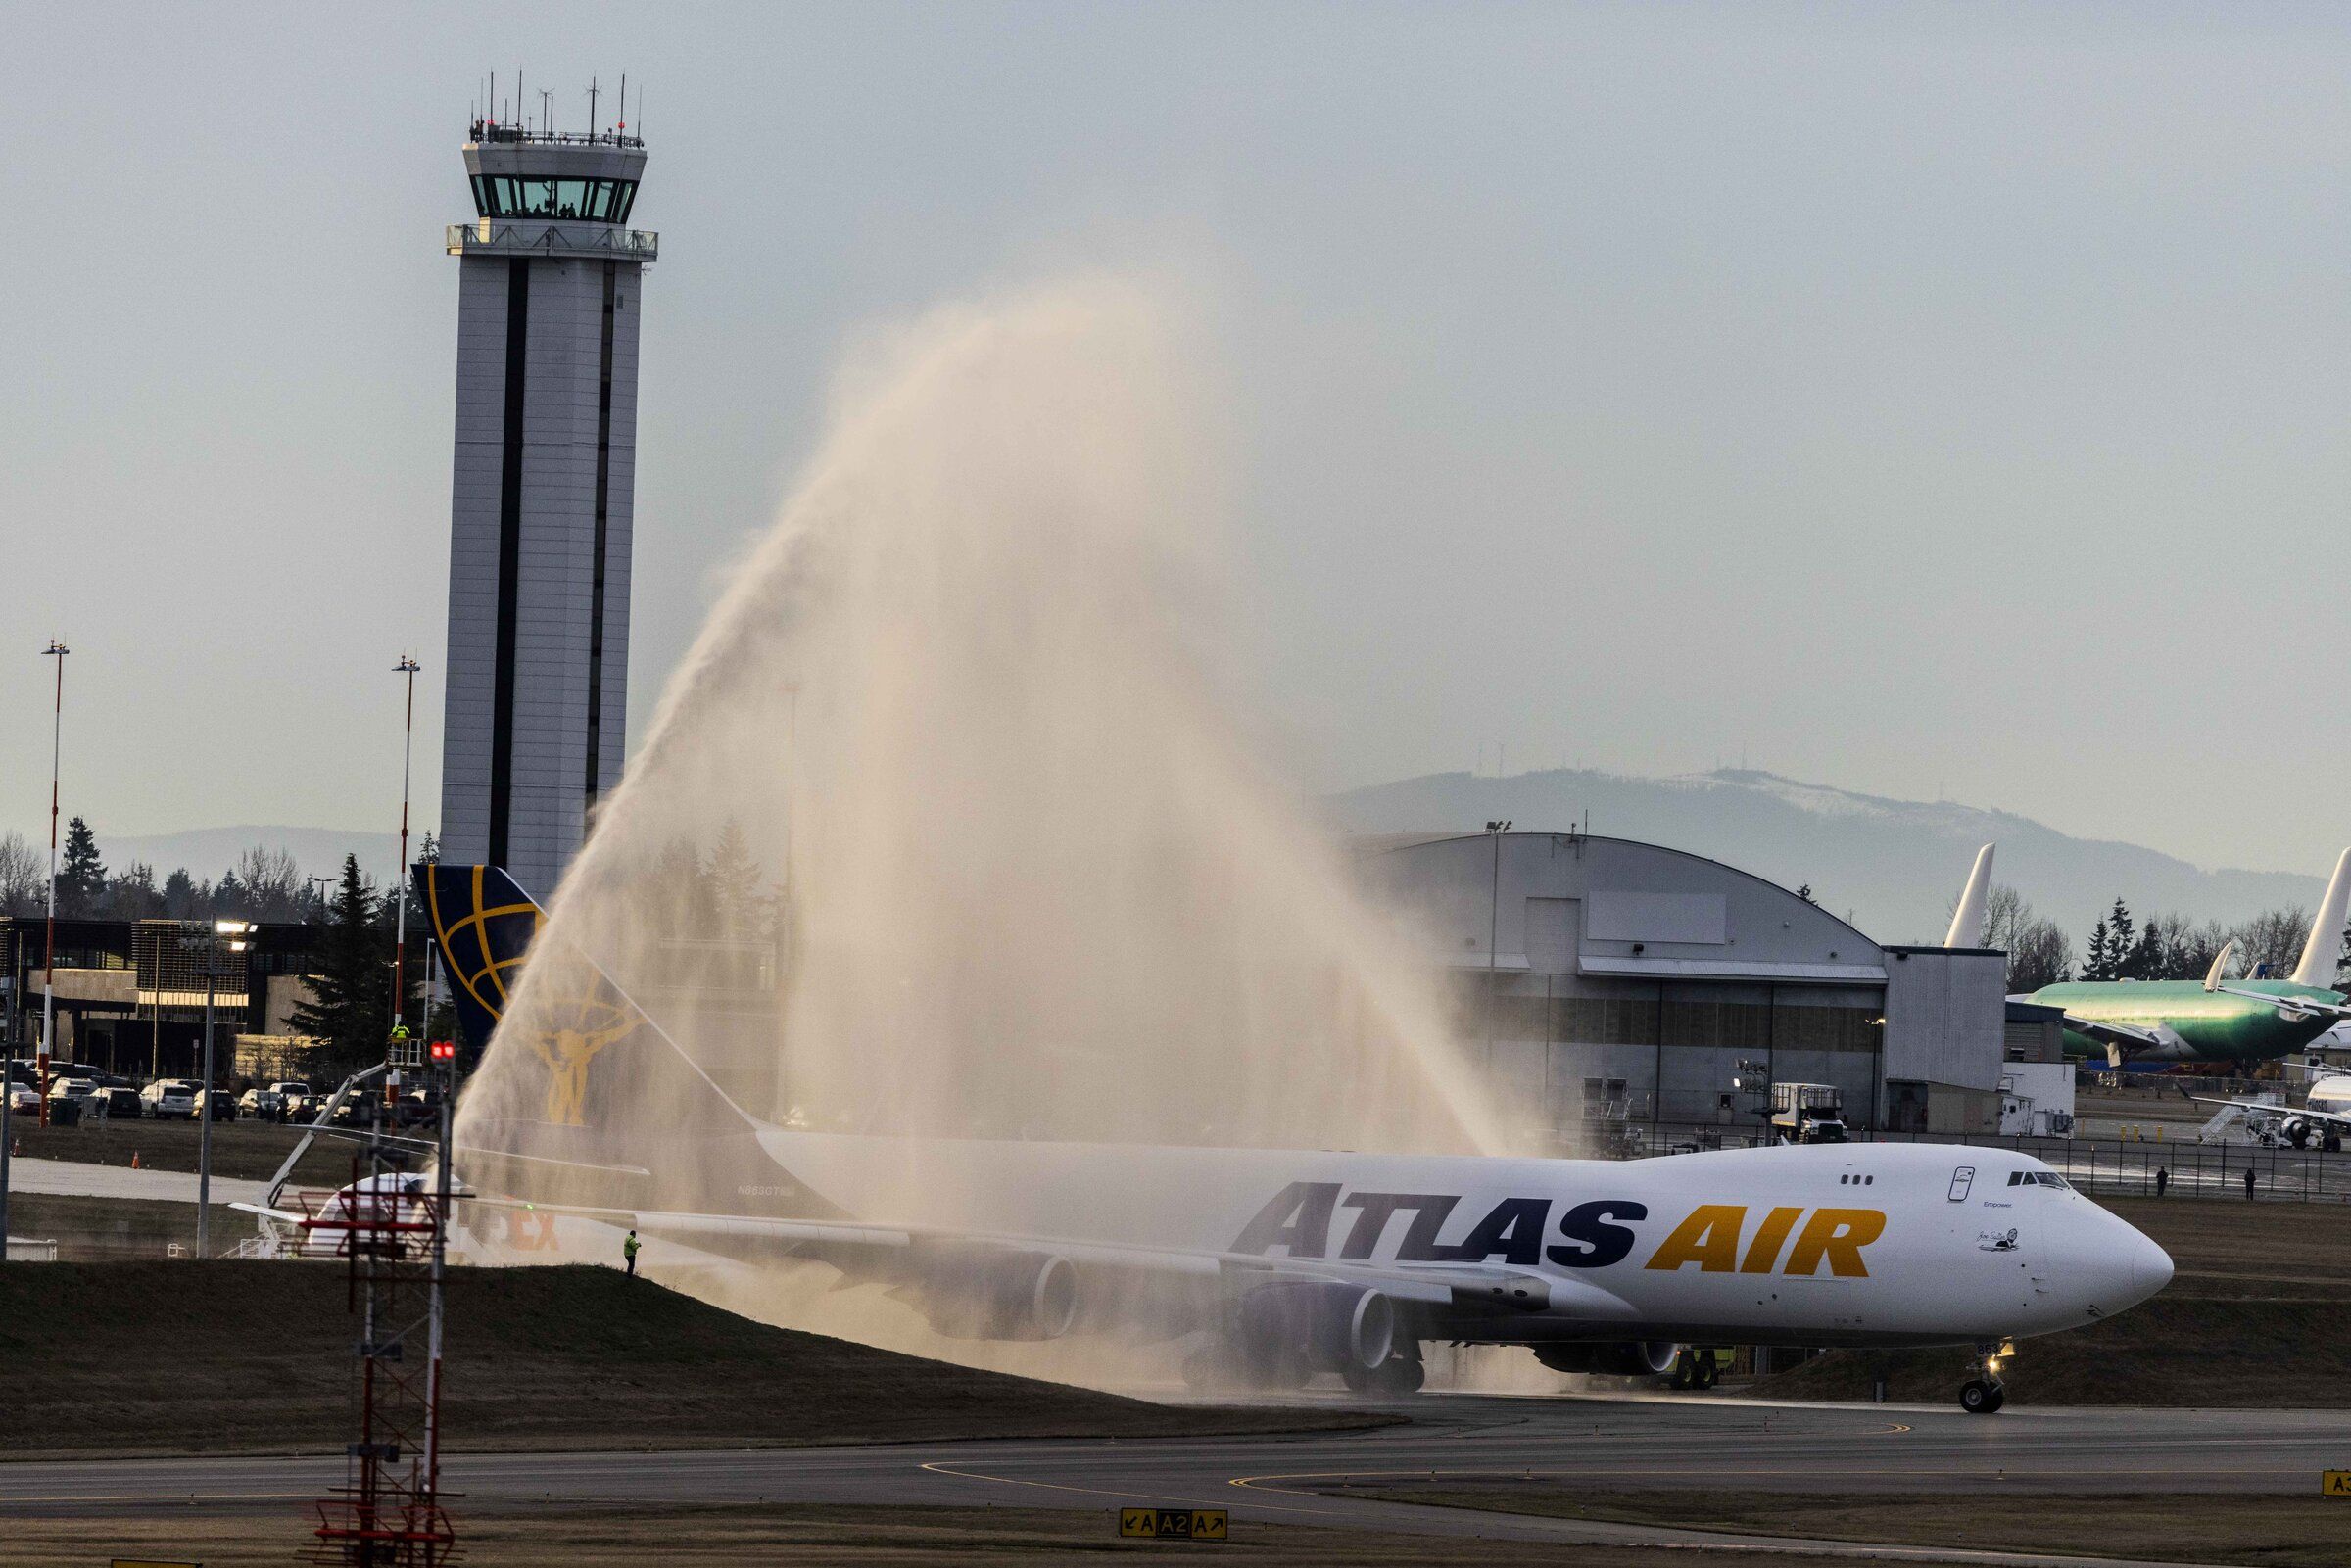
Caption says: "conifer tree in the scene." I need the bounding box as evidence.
[289,855,390,1074]
[58,817,105,914]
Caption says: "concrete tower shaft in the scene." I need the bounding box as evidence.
[439,121,658,898]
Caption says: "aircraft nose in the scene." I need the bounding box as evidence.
[2132,1231,2174,1300]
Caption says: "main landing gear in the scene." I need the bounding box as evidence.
[1959,1342,2010,1415]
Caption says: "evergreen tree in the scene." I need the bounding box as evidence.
[705,820,762,938]
[288,854,391,1074]
[58,816,105,914]
[2084,917,2111,981]
[2106,899,2135,976]
[105,862,164,920]
[2125,922,2163,981]
[161,867,204,919]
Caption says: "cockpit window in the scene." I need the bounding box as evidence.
[2008,1170,2069,1189]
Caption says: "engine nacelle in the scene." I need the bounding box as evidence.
[1237,1282,1396,1372]
[919,1250,1080,1341]
[1533,1340,1681,1378]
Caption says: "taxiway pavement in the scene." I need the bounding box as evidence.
[3,1392,2342,1563]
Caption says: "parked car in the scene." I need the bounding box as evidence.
[286,1090,327,1123]
[5,1083,38,1117]
[46,1077,99,1112]
[90,1087,142,1120]
[238,1087,285,1119]
[140,1079,199,1119]
[192,1088,239,1122]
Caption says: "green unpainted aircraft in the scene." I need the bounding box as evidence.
[2020,849,2351,1068]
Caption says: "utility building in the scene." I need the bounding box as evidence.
[439,115,657,897]
[1355,832,2008,1147]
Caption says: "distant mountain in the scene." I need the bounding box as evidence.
[1323,768,2326,945]
[95,826,407,889]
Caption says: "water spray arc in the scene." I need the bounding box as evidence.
[454,283,1509,1376]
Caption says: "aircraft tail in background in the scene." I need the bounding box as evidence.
[1944,843,1995,948]
[2290,848,2351,989]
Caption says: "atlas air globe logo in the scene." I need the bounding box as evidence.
[1231,1182,1886,1277]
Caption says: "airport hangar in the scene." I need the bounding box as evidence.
[1352,830,2041,1144]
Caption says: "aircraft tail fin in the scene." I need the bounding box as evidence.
[2291,848,2351,989]
[1943,843,1995,948]
[2202,940,2237,992]
[413,862,760,1151]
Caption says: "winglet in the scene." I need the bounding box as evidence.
[1944,843,1995,948]
[2291,848,2351,989]
[2204,939,2238,993]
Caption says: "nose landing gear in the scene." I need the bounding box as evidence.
[1959,1341,2011,1414]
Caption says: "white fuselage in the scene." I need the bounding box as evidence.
[750,1132,2172,1350]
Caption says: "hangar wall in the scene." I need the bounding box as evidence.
[1353,832,2006,1148]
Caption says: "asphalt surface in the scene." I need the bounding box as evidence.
[5,1391,2347,1564]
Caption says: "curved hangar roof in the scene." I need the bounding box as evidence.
[1352,832,1887,985]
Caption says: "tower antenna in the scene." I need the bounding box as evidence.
[588,75,599,138]
[489,71,496,126]
[618,73,627,134]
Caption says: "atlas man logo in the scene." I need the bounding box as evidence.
[1232,1184,1887,1278]
[517,955,642,1127]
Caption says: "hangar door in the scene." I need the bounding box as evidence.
[1525,898,1578,974]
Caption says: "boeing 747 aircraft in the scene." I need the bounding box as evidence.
[387,864,2170,1415]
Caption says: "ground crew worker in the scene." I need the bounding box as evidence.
[624,1228,641,1276]
[2243,1165,2257,1202]
[2154,1166,2168,1199]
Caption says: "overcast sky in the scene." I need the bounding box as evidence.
[5,3,2347,877]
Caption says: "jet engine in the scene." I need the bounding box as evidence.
[1236,1281,1396,1375]
[1533,1341,1681,1378]
[917,1250,1080,1341]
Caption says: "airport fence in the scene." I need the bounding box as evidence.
[1605,1120,2351,1203]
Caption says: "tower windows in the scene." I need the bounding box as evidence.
[470,176,638,223]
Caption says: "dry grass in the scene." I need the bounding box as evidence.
[1353,1488,2351,1568]
[0,1262,1385,1458]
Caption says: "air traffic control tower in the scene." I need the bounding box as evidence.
[438,117,656,898]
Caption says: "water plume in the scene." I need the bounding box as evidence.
[454,278,1505,1371]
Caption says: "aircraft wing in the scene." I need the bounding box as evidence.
[2181,1089,2351,1131]
[462,1195,1600,1316]
[2060,1013,2167,1066]
[2206,984,2351,1023]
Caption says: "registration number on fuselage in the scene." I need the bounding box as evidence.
[1231,1183,1885,1277]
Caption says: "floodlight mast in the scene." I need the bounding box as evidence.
[392,657,421,1028]
[38,641,67,1130]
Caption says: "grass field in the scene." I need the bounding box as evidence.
[0,1262,1385,1458]
[0,1502,2016,1567]
[4,1114,355,1184]
[1350,1488,2351,1568]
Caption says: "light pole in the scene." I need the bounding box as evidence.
[391,656,421,1029]
[198,919,253,1258]
[38,641,68,1128]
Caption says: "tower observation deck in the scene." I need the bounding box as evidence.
[439,119,657,898]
